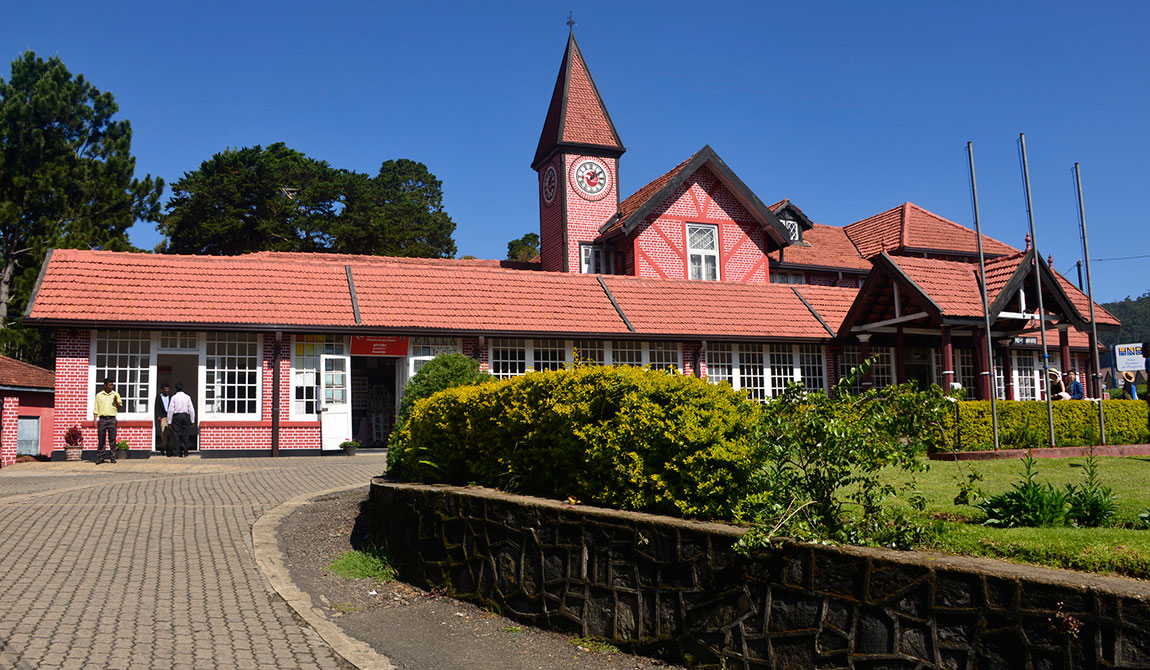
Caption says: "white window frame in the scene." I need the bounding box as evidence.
[843,345,893,393]
[767,344,825,397]
[686,223,720,281]
[202,332,262,420]
[579,243,613,275]
[407,336,461,377]
[1012,350,1043,401]
[290,334,348,421]
[89,329,153,419]
[487,339,684,378]
[707,343,769,401]
[157,331,198,352]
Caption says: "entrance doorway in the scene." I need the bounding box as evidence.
[156,354,198,452]
[351,357,400,448]
[904,347,933,389]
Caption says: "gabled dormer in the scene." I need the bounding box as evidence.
[533,33,625,274]
[595,145,790,282]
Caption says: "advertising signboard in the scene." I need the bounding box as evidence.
[350,335,409,357]
[1114,342,1146,372]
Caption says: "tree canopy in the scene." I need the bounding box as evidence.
[506,232,540,261]
[159,147,456,258]
[0,51,163,361]
[1101,290,1150,348]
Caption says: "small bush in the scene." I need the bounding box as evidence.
[326,543,397,582]
[975,452,1118,529]
[388,353,491,462]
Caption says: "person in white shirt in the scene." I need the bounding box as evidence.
[167,382,196,458]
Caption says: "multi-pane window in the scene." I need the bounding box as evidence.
[205,333,260,416]
[706,343,733,385]
[293,335,345,417]
[580,244,611,274]
[738,344,768,400]
[490,339,528,379]
[956,349,975,390]
[842,346,893,393]
[410,336,460,375]
[647,342,680,371]
[770,272,805,285]
[573,340,605,364]
[612,341,644,367]
[93,330,151,414]
[708,343,821,399]
[1013,350,1040,400]
[159,331,197,350]
[687,224,719,281]
[533,339,567,371]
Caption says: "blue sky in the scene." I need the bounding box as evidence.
[4,1,1147,302]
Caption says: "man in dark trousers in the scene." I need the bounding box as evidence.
[93,378,122,464]
[167,382,196,458]
[155,383,172,456]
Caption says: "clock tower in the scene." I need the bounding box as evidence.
[532,33,625,273]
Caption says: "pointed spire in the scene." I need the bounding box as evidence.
[532,33,625,169]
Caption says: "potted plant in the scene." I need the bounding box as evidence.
[115,439,130,461]
[64,426,84,461]
[339,439,359,456]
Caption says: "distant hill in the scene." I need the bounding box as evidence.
[1100,290,1150,348]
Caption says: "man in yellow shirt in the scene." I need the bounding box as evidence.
[93,378,122,464]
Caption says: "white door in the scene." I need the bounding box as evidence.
[320,354,352,450]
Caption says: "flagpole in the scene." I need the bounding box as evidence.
[1074,162,1106,444]
[1019,133,1056,447]
[968,142,999,450]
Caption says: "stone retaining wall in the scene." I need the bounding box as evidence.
[369,480,1150,670]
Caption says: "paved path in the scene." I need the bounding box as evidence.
[0,454,387,669]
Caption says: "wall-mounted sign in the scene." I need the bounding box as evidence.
[1115,342,1146,372]
[1013,336,1038,345]
[350,335,409,357]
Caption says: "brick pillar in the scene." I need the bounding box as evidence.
[1059,327,1072,375]
[973,328,991,401]
[1,395,19,467]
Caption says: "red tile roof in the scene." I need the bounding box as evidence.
[1052,266,1120,326]
[28,250,356,327]
[27,249,833,341]
[845,202,1018,258]
[599,152,696,237]
[792,285,860,336]
[768,223,872,271]
[887,255,987,318]
[981,252,1025,305]
[350,263,630,335]
[532,34,623,169]
[600,276,831,339]
[0,354,54,390]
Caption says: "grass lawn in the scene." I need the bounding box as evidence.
[882,454,1150,578]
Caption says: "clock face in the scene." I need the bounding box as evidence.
[541,166,558,206]
[570,157,611,201]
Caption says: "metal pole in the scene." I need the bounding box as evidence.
[1018,133,1056,447]
[967,142,999,450]
[1075,163,1106,444]
[1076,260,1083,291]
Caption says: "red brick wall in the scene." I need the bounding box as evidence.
[808,272,838,287]
[629,166,767,283]
[54,330,91,454]
[562,153,619,274]
[539,155,566,272]
[0,395,17,467]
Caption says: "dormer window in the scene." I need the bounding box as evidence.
[779,215,801,243]
[580,243,613,274]
[687,224,719,281]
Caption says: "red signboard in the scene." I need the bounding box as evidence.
[350,335,409,356]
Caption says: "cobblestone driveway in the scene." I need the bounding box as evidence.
[0,454,387,669]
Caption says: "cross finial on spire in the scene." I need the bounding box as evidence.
[567,11,576,32]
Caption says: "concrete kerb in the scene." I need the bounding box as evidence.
[252,484,395,670]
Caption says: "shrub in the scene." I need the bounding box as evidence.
[942,399,1149,451]
[387,365,762,519]
[974,452,1118,528]
[64,426,83,446]
[737,360,948,548]
[389,352,491,452]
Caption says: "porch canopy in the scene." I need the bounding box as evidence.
[837,249,1119,398]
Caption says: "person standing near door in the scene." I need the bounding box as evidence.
[167,382,196,458]
[93,378,122,464]
[155,383,172,456]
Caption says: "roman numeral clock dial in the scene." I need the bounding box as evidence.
[570,157,611,201]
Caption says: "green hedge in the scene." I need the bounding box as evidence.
[386,365,762,519]
[941,400,1150,451]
